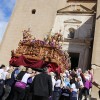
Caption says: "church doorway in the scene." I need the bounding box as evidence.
[69,52,80,70]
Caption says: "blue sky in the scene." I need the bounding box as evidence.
[0,0,16,42]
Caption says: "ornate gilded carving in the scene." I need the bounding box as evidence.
[11,29,71,70]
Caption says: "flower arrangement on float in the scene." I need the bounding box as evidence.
[11,28,71,72]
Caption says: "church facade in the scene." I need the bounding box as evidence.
[52,1,96,71]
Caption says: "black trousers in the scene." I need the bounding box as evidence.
[2,85,11,100]
[13,86,26,100]
[53,87,61,100]
[0,79,4,97]
[78,88,84,100]
[59,95,70,100]
[34,95,48,100]
[24,86,32,100]
[84,88,90,100]
[0,86,4,97]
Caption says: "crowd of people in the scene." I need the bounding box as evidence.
[0,64,93,100]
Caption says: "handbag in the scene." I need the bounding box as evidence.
[15,81,26,89]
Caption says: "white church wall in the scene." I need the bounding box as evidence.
[52,14,94,39]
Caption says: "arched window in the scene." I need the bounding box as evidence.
[32,9,36,14]
[68,28,75,38]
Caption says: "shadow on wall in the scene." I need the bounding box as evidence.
[92,81,100,89]
[67,16,95,71]
[91,81,100,100]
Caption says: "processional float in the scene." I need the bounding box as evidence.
[10,29,71,73]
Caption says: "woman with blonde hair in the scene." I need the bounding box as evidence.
[14,65,26,78]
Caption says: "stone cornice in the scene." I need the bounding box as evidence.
[57,13,95,16]
[57,4,95,14]
[63,38,93,46]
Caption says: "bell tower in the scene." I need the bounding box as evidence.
[91,0,100,99]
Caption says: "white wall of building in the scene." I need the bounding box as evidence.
[52,14,94,39]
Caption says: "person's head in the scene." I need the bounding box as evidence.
[77,76,81,82]
[27,68,33,73]
[7,66,15,73]
[42,67,48,73]
[70,78,75,84]
[22,67,26,71]
[85,70,88,75]
[56,75,61,80]
[9,66,15,70]
[19,65,26,71]
[78,68,82,73]
[84,71,89,78]
[65,77,70,82]
[65,70,69,74]
[62,73,66,79]
[0,64,6,70]
[69,75,72,80]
